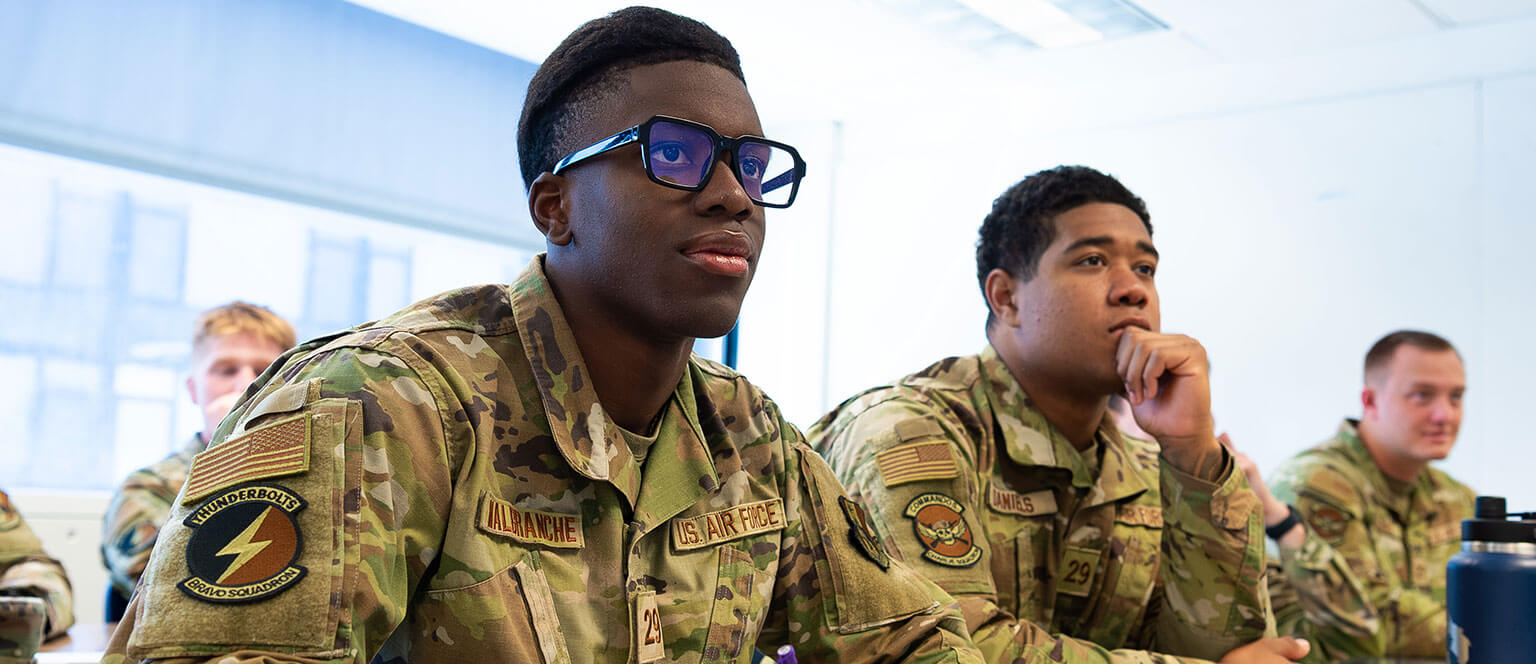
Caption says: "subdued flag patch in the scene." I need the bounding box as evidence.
[875,441,958,487]
[182,415,310,505]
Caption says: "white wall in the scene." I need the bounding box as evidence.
[739,17,1536,508]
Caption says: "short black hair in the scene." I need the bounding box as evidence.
[976,165,1152,321]
[516,6,744,190]
[1364,330,1461,383]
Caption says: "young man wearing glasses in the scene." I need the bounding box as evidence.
[104,7,978,664]
[811,166,1310,663]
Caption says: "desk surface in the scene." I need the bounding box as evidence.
[39,622,116,653]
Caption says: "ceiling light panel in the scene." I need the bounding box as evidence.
[871,0,1164,52]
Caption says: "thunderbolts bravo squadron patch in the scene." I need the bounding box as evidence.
[179,484,307,604]
[904,493,981,567]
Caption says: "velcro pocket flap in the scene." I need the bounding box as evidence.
[800,450,939,634]
[128,395,349,659]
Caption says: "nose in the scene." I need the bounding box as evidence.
[692,157,754,221]
[1429,398,1457,423]
[1108,267,1149,307]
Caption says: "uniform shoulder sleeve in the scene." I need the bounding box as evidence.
[105,340,463,664]
[1271,452,1365,516]
[761,411,983,664]
[0,492,75,639]
[1267,454,1388,659]
[100,457,187,597]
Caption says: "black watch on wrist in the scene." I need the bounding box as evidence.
[1265,504,1301,540]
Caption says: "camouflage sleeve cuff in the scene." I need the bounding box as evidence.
[1161,449,1254,531]
[1277,524,1321,561]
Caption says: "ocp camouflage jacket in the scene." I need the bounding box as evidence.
[105,256,980,664]
[809,346,1273,664]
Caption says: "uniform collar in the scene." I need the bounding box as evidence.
[185,432,210,459]
[979,344,1149,506]
[1335,418,1427,517]
[509,255,719,520]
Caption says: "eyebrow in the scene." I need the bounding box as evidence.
[1062,236,1160,259]
[1409,382,1466,391]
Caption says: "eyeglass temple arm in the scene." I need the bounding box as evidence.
[551,126,641,175]
[760,161,805,194]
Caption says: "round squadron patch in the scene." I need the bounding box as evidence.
[1308,506,1350,539]
[839,496,892,569]
[903,493,981,567]
[0,491,19,531]
[179,484,307,604]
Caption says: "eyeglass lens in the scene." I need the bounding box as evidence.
[649,120,798,207]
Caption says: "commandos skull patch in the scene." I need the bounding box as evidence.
[839,496,892,569]
[179,484,307,604]
[904,493,981,567]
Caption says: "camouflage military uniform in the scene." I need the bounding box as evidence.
[1267,419,1474,661]
[809,346,1272,664]
[102,434,207,600]
[104,256,981,664]
[0,489,74,642]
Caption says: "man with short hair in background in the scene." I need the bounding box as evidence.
[811,165,1306,663]
[1249,330,1474,661]
[0,488,74,648]
[100,302,294,616]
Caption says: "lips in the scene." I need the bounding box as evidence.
[1109,317,1152,334]
[681,232,753,278]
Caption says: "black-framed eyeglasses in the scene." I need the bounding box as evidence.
[552,115,808,208]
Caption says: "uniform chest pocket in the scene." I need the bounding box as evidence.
[1081,509,1162,647]
[401,551,570,664]
[1005,517,1053,625]
[700,538,777,663]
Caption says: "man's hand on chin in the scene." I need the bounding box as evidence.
[1115,328,1222,479]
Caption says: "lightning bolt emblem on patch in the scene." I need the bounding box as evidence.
[179,484,308,604]
[215,505,276,583]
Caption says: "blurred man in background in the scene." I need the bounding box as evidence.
[1,488,74,646]
[99,302,294,618]
[1249,330,1473,661]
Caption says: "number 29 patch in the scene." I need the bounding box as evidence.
[1056,546,1100,597]
[635,590,664,663]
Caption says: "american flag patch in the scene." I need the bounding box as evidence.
[182,415,310,505]
[875,440,958,487]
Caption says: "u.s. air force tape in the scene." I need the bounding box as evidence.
[179,484,307,604]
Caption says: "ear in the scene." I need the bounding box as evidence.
[1360,386,1377,419]
[186,375,200,406]
[528,172,573,246]
[983,268,1022,327]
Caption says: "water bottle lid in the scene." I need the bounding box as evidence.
[1463,495,1536,544]
[1476,496,1507,519]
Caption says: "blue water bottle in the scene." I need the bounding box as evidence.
[1446,496,1536,663]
